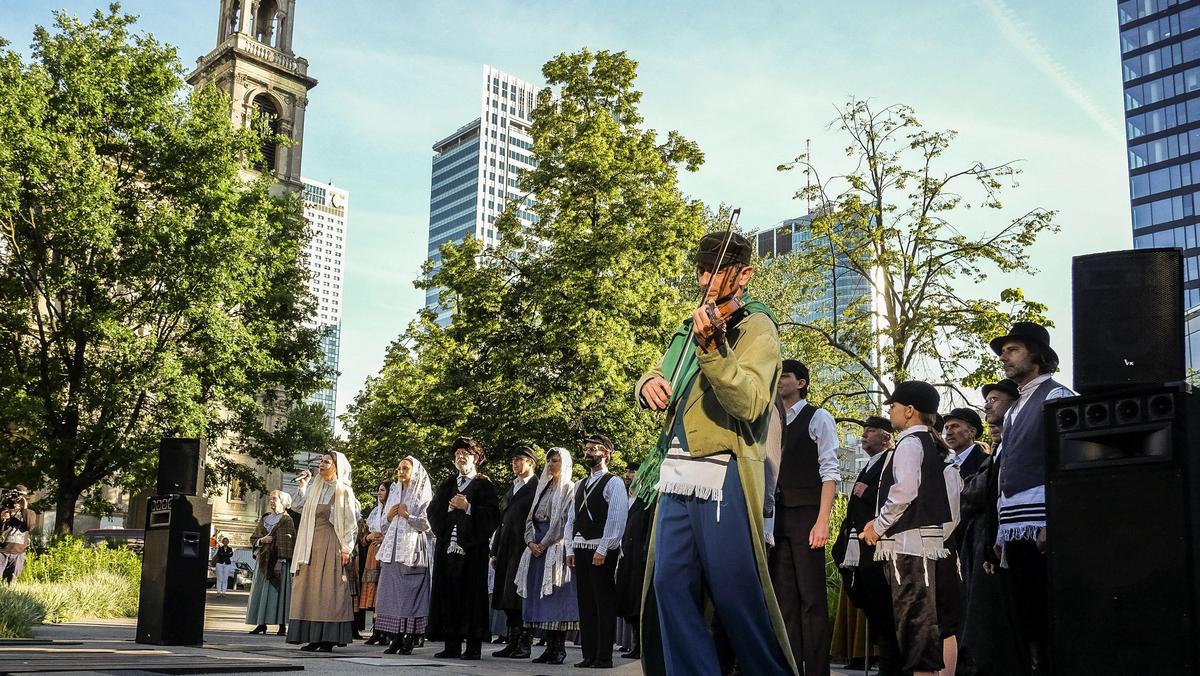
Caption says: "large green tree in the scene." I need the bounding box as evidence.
[0,6,330,531]
[345,49,706,491]
[761,99,1057,414]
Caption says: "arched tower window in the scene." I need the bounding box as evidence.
[227,4,240,37]
[252,94,281,173]
[255,0,280,46]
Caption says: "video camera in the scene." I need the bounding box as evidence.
[1,487,28,512]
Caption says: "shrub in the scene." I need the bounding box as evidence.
[0,586,46,638]
[825,492,848,622]
[11,535,141,624]
[20,535,141,585]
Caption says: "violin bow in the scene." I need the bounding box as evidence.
[662,207,742,408]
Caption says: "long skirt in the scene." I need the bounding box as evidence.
[373,561,431,636]
[286,504,355,645]
[522,521,579,630]
[358,540,381,611]
[245,563,293,626]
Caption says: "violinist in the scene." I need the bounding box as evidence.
[634,229,797,676]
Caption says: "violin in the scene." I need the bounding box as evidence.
[698,294,745,351]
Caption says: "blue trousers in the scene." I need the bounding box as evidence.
[652,460,793,676]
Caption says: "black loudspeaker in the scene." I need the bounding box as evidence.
[1072,248,1184,394]
[136,494,211,645]
[1046,385,1200,674]
[156,437,200,496]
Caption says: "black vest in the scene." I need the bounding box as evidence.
[777,404,821,507]
[876,431,951,536]
[573,473,616,540]
[846,453,889,532]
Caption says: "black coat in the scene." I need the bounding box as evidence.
[615,494,656,619]
[491,477,537,611]
[428,474,501,641]
[832,451,893,630]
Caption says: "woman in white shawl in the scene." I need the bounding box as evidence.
[360,481,391,645]
[286,451,359,652]
[516,447,578,665]
[373,456,433,656]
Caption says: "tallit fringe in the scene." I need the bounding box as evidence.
[997,523,1040,545]
[872,538,949,563]
[447,542,465,556]
[655,481,724,503]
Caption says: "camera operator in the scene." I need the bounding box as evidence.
[1,486,36,584]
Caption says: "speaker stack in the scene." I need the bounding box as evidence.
[1047,248,1198,674]
[135,437,210,646]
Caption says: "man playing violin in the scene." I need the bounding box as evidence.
[634,231,797,676]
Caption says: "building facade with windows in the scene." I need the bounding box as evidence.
[1119,0,1200,371]
[425,65,539,325]
[301,178,348,430]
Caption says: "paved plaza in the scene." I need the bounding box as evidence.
[4,590,871,674]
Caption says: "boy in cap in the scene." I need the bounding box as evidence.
[491,445,539,658]
[861,381,954,676]
[635,231,796,675]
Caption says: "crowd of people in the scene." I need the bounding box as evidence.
[229,230,1067,676]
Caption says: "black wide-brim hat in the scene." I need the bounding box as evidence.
[981,379,1019,401]
[695,231,753,268]
[989,321,1059,365]
[943,407,984,438]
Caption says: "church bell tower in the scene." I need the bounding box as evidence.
[187,0,318,191]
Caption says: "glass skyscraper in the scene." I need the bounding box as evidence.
[426,65,538,325]
[1119,1,1200,370]
[752,214,872,324]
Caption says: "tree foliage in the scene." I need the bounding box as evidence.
[762,99,1057,412]
[0,6,330,531]
[345,49,706,492]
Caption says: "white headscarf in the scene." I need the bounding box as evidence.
[376,455,433,567]
[516,447,575,598]
[365,482,390,534]
[273,490,292,514]
[291,450,359,573]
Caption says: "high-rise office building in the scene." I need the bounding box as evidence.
[426,65,539,324]
[752,214,872,324]
[1119,1,1200,370]
[301,178,348,429]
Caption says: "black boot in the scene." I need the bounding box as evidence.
[384,635,403,654]
[400,633,415,655]
[621,636,641,659]
[509,629,532,659]
[364,630,380,645]
[532,629,555,663]
[549,632,567,665]
[492,626,521,657]
[434,638,462,658]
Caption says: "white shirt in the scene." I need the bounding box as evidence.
[511,474,534,491]
[563,467,629,556]
[786,398,841,483]
[953,444,978,468]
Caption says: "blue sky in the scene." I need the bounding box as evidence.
[1,1,1130,423]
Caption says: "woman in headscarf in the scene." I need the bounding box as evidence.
[246,490,296,636]
[286,451,360,652]
[516,447,578,665]
[360,481,390,645]
[374,456,434,655]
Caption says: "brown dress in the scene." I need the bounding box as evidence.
[285,503,354,645]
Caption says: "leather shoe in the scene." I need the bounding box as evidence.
[276,626,287,636]
[434,648,461,659]
[575,659,595,668]
[315,643,333,653]
[621,647,641,659]
[249,624,267,635]
[461,650,482,660]
[589,659,615,668]
[383,637,403,655]
[299,643,319,652]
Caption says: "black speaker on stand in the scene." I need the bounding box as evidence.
[136,437,210,646]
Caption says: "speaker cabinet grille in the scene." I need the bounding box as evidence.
[1072,248,1183,394]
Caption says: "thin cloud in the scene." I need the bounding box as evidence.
[977,0,1125,143]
